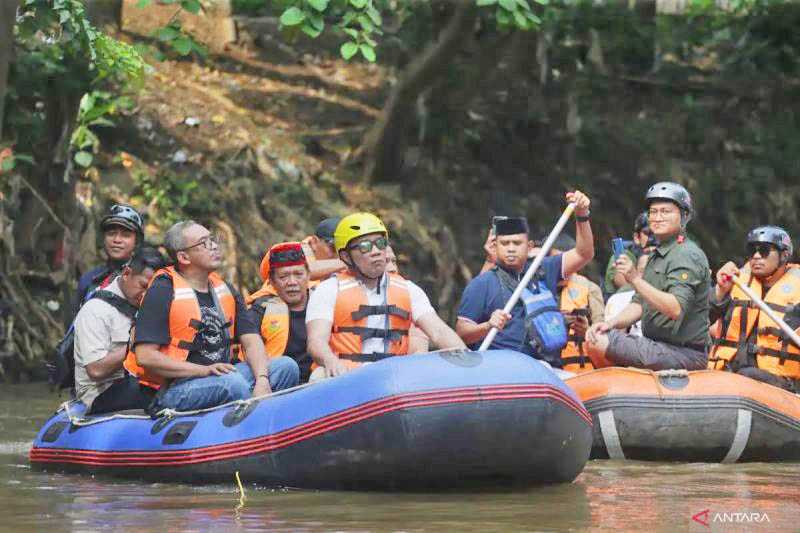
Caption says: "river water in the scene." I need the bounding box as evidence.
[2,382,798,531]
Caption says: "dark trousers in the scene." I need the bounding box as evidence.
[88,375,155,415]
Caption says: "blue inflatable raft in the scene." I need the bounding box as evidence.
[30,350,592,490]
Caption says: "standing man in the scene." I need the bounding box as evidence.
[455,191,594,368]
[126,221,299,412]
[300,217,347,281]
[248,242,314,383]
[74,246,166,414]
[75,204,144,318]
[709,226,800,391]
[586,182,710,370]
[306,213,466,379]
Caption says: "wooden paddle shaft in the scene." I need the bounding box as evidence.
[479,203,576,351]
[730,274,800,348]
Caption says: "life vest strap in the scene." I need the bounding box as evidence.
[712,337,738,348]
[350,304,410,321]
[335,326,409,342]
[561,355,590,368]
[755,345,800,364]
[524,304,561,320]
[732,298,792,314]
[568,334,585,343]
[339,353,395,363]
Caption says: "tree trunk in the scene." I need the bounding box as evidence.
[0,0,19,140]
[360,0,478,182]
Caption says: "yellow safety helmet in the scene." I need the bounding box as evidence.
[334,212,388,252]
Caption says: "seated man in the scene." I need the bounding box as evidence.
[74,246,166,415]
[586,182,710,371]
[386,245,430,354]
[248,242,314,383]
[300,217,347,281]
[709,226,800,392]
[306,213,466,379]
[456,191,594,368]
[126,220,299,412]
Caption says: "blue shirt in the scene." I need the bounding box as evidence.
[457,255,563,357]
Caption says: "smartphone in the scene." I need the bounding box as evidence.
[612,237,626,259]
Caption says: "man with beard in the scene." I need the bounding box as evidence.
[306,213,466,379]
[455,191,594,368]
[709,226,800,391]
[126,221,299,411]
[247,242,314,383]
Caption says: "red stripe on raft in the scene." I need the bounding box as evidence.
[30,384,590,467]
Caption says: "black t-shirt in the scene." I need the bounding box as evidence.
[251,302,311,383]
[133,275,259,366]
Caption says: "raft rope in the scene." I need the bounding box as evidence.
[59,381,315,427]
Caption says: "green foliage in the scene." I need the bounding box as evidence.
[132,169,210,226]
[275,0,543,61]
[70,91,134,168]
[152,22,208,59]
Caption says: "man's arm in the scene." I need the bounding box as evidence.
[561,191,595,278]
[456,317,491,345]
[307,319,350,377]
[135,343,221,378]
[85,344,128,381]
[416,312,467,350]
[629,276,682,320]
[241,333,270,395]
[607,302,644,330]
[308,259,346,281]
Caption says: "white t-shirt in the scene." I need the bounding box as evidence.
[73,278,133,408]
[306,273,436,354]
[605,290,642,337]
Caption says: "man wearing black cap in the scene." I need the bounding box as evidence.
[301,217,347,281]
[73,204,144,320]
[456,191,595,367]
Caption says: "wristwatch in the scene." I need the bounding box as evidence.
[575,210,590,222]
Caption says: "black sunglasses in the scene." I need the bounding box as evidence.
[747,243,776,258]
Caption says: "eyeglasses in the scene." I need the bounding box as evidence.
[179,234,222,252]
[747,243,775,258]
[349,236,389,254]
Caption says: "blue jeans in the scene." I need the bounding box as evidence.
[153,358,300,412]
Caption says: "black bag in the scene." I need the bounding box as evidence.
[46,290,137,390]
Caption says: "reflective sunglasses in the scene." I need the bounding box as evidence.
[349,236,389,254]
[747,243,775,258]
[180,234,222,252]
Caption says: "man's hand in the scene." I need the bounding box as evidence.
[252,375,272,397]
[205,363,236,377]
[716,261,739,295]
[324,357,352,378]
[586,321,612,344]
[615,254,641,284]
[488,309,512,331]
[483,229,497,265]
[566,190,591,217]
[571,314,590,338]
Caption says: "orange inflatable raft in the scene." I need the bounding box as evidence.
[566,368,800,462]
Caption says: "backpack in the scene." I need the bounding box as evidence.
[47,289,137,391]
[521,283,569,354]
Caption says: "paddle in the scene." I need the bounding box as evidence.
[724,273,800,349]
[479,203,577,351]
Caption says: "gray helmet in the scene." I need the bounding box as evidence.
[101,204,144,235]
[646,181,693,212]
[747,225,793,257]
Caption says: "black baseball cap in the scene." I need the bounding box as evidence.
[315,217,341,244]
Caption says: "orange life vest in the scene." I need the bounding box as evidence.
[559,276,594,373]
[246,281,314,358]
[709,264,800,379]
[123,266,236,389]
[327,271,412,363]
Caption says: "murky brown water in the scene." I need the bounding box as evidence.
[2,382,798,531]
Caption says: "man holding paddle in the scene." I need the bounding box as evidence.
[455,191,594,368]
[586,182,710,371]
[708,226,800,392]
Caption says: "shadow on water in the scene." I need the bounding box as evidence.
[2,383,799,531]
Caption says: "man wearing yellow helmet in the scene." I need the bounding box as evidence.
[306,213,466,378]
